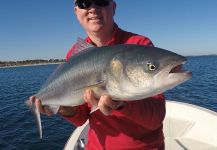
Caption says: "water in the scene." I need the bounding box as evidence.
[0,56,217,150]
[0,65,75,150]
[165,55,217,111]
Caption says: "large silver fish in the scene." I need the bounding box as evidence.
[27,38,192,138]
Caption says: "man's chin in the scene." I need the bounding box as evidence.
[88,24,104,32]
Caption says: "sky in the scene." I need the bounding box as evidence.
[0,0,217,61]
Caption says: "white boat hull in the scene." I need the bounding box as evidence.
[64,101,217,150]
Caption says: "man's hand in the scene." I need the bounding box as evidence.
[83,89,125,116]
[28,96,76,117]
[28,89,125,117]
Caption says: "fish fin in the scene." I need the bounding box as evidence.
[33,102,42,139]
[48,105,60,114]
[73,79,106,94]
[38,38,94,92]
[85,80,105,89]
[73,38,95,55]
[25,100,42,139]
[109,57,124,80]
[90,106,99,114]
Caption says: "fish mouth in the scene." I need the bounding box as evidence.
[154,60,192,91]
[155,59,192,83]
[168,60,192,76]
[163,60,192,88]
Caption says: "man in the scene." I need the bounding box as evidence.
[30,0,165,149]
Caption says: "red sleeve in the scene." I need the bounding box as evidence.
[117,94,166,130]
[66,38,90,61]
[63,103,91,126]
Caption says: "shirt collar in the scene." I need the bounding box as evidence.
[85,23,121,46]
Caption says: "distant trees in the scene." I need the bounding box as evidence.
[0,59,65,67]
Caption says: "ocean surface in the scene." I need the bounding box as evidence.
[0,55,217,150]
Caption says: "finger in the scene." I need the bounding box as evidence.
[35,98,46,114]
[44,106,53,116]
[58,106,67,115]
[58,106,76,117]
[101,95,122,110]
[105,96,121,109]
[84,89,98,106]
[35,99,53,116]
[29,96,36,105]
[98,95,113,116]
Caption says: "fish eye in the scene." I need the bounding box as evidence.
[147,62,157,71]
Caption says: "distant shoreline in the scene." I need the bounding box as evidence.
[0,62,63,68]
[0,59,65,68]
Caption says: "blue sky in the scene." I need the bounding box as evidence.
[0,0,217,61]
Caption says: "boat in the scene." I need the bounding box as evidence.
[64,101,217,150]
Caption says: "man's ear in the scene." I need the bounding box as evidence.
[74,6,77,15]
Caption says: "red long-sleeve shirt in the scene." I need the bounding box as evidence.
[64,24,166,150]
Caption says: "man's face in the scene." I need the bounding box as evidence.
[74,0,116,34]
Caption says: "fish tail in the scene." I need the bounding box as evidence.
[25,100,42,139]
[49,105,60,114]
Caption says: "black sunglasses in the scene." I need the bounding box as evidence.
[75,0,110,9]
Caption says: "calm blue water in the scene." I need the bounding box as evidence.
[0,56,217,150]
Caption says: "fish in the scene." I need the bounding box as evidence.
[26,38,192,139]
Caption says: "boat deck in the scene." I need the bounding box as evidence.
[164,101,217,150]
[64,101,217,150]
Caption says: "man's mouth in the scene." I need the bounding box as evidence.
[89,16,102,21]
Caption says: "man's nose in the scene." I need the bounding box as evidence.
[88,2,100,10]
